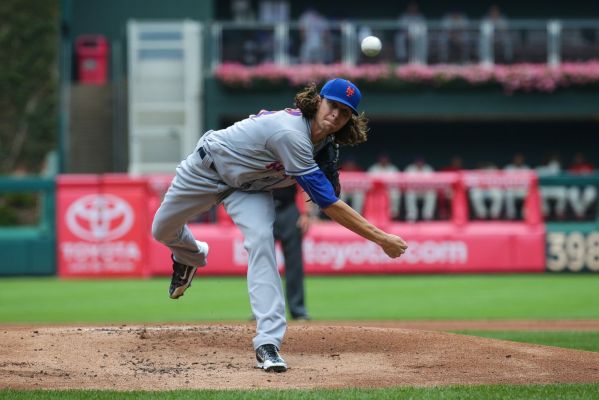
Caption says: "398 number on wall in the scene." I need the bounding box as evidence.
[546,231,599,272]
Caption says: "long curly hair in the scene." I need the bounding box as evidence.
[294,83,369,146]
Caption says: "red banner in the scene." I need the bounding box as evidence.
[145,222,545,276]
[57,174,149,277]
[58,172,546,277]
[145,170,544,275]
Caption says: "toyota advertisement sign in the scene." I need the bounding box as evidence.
[144,222,544,276]
[56,174,545,277]
[57,175,149,277]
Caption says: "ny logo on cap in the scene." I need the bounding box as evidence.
[345,86,355,97]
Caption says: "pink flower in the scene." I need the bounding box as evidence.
[214,62,599,93]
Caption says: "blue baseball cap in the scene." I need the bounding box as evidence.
[320,78,361,115]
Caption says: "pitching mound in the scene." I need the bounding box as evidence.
[2,323,599,390]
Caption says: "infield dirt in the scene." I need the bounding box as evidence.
[1,321,599,390]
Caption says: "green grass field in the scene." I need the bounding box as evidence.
[2,274,599,323]
[2,274,599,398]
[2,385,599,400]
[454,330,599,352]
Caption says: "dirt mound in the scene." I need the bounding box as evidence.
[1,323,598,390]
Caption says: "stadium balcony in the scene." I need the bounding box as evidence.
[210,19,599,69]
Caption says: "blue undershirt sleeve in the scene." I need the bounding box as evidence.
[295,170,338,209]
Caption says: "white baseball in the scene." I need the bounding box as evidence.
[361,36,382,57]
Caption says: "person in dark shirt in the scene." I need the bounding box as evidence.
[272,184,312,320]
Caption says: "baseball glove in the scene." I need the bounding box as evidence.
[314,137,341,197]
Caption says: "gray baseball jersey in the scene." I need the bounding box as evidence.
[153,107,327,352]
[203,108,325,191]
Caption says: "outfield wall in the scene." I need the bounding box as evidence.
[542,175,599,273]
[2,172,596,276]
[0,177,56,276]
[56,171,548,277]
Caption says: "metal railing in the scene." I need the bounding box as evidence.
[210,19,599,69]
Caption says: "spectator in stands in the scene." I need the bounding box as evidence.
[395,2,426,62]
[536,152,562,176]
[536,152,567,219]
[567,152,597,219]
[503,153,530,220]
[368,153,401,219]
[470,161,503,219]
[240,0,290,65]
[253,0,290,63]
[441,155,463,172]
[439,10,471,64]
[298,7,331,64]
[231,0,254,22]
[229,0,259,65]
[568,152,595,175]
[404,156,436,221]
[258,0,289,23]
[438,155,463,219]
[340,157,363,172]
[482,4,513,62]
[339,157,366,214]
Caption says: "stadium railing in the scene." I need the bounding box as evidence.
[210,19,599,68]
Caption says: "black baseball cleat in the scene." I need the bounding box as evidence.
[255,344,288,373]
[168,258,196,299]
[168,241,209,299]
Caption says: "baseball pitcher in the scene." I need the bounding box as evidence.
[152,78,408,372]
